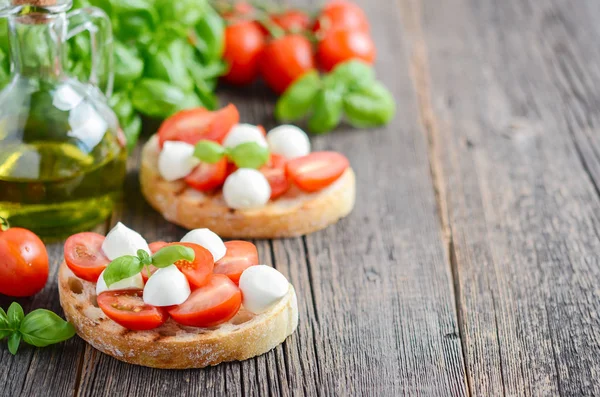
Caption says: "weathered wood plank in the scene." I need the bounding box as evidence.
[401,0,600,395]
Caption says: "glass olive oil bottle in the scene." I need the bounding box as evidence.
[0,0,126,237]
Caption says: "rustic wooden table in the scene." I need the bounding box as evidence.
[2,0,600,395]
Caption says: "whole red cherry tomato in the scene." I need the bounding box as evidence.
[317,28,376,71]
[313,0,369,34]
[0,220,49,297]
[272,10,312,33]
[260,34,316,94]
[222,21,266,85]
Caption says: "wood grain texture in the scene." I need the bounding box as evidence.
[400,0,600,395]
[71,0,467,395]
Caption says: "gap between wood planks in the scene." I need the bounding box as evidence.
[397,0,472,395]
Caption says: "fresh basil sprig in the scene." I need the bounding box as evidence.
[103,245,195,287]
[193,140,270,169]
[1,302,76,355]
[275,60,396,134]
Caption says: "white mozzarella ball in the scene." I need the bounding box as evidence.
[143,265,191,307]
[158,141,200,181]
[239,265,289,314]
[222,124,268,149]
[180,228,226,262]
[102,222,150,260]
[96,269,144,296]
[223,169,271,210]
[266,125,310,159]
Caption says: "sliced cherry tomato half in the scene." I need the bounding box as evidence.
[97,290,168,331]
[149,241,169,254]
[184,157,228,192]
[157,104,239,147]
[64,232,110,282]
[261,154,291,199]
[164,242,214,289]
[214,241,259,284]
[168,274,242,327]
[286,152,350,193]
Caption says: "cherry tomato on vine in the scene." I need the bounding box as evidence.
[317,28,376,71]
[97,290,168,331]
[223,21,266,85]
[260,34,316,94]
[272,10,312,33]
[313,0,369,34]
[0,223,49,297]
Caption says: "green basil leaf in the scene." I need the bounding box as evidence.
[228,142,270,169]
[194,140,226,163]
[137,249,151,266]
[0,307,10,338]
[103,256,143,287]
[193,4,226,63]
[308,89,344,134]
[155,0,207,27]
[145,40,194,92]
[131,79,188,118]
[331,60,375,88]
[343,82,396,128]
[109,91,134,122]
[123,114,142,153]
[7,302,24,329]
[152,245,195,268]
[8,332,21,355]
[113,42,144,90]
[20,310,76,347]
[275,70,321,122]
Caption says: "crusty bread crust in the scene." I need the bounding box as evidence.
[140,135,356,238]
[58,262,298,369]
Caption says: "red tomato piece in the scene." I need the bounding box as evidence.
[214,241,259,284]
[184,157,228,192]
[260,154,291,199]
[317,28,376,71]
[225,161,238,178]
[0,227,49,297]
[97,290,168,331]
[149,241,168,254]
[164,242,214,289]
[223,21,266,85]
[272,10,312,33]
[157,104,239,147]
[286,152,350,192]
[313,0,369,34]
[168,275,242,327]
[64,232,109,282]
[260,35,316,94]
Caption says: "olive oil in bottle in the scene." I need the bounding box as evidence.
[0,1,126,238]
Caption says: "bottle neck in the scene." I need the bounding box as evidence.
[8,12,66,78]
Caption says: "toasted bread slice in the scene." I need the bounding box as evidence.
[140,135,356,238]
[58,262,299,369]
